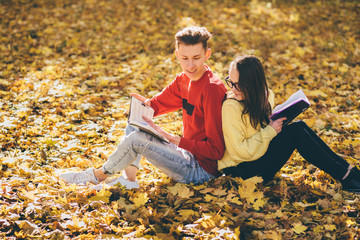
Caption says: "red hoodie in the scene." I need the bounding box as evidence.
[149,66,227,176]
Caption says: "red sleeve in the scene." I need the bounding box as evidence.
[179,84,226,161]
[149,77,183,116]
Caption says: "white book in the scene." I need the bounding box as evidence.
[270,89,310,125]
[128,96,169,142]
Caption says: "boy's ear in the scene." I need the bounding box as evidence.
[175,50,179,59]
[205,48,211,60]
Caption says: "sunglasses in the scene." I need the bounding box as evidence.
[225,76,240,91]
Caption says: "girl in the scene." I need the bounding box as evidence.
[218,55,360,193]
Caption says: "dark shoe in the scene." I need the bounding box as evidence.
[341,167,360,193]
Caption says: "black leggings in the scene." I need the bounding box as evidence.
[222,121,349,182]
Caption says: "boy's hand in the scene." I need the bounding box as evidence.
[269,117,287,133]
[142,116,181,146]
[130,93,151,106]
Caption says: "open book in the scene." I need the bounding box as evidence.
[128,96,169,142]
[270,89,310,126]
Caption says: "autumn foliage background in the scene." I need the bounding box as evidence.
[1,0,360,239]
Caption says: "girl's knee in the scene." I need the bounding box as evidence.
[289,120,307,131]
[293,120,305,125]
[276,121,305,141]
[285,120,314,139]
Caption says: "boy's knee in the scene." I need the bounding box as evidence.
[125,124,139,135]
[123,131,147,145]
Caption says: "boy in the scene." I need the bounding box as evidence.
[60,26,227,188]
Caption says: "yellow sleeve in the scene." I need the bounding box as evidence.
[221,99,277,165]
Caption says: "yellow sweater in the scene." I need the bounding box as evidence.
[218,90,277,170]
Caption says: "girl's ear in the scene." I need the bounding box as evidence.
[205,48,211,60]
[175,50,179,59]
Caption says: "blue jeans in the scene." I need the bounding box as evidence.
[102,125,214,184]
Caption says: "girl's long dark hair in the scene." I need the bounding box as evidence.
[231,55,272,128]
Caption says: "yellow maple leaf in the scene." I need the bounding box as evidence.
[168,183,194,198]
[226,193,243,205]
[178,209,196,221]
[98,78,109,87]
[324,224,336,231]
[19,189,36,201]
[346,219,356,226]
[253,198,267,210]
[274,209,283,218]
[212,188,228,196]
[234,227,240,239]
[238,176,264,204]
[292,223,307,234]
[16,220,39,235]
[204,194,217,202]
[264,230,282,240]
[132,192,149,208]
[313,225,323,233]
[308,90,328,98]
[295,46,305,57]
[338,64,349,73]
[311,211,322,218]
[89,189,112,203]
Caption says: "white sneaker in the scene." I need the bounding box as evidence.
[90,176,139,190]
[108,176,139,189]
[59,168,99,185]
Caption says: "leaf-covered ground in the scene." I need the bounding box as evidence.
[1,0,360,239]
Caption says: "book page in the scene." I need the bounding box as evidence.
[128,96,169,142]
[128,96,154,123]
[272,89,310,114]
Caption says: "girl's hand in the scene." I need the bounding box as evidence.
[142,116,181,146]
[269,117,287,133]
[130,93,151,106]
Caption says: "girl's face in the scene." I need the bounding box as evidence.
[229,66,245,101]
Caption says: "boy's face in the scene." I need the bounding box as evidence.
[175,43,211,81]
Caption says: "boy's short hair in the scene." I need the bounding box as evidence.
[175,26,212,50]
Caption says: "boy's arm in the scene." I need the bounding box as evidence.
[179,85,226,160]
[143,116,181,145]
[149,77,183,116]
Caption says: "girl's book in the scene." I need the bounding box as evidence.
[270,89,310,125]
[128,96,169,142]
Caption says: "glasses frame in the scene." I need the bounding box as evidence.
[225,76,240,91]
